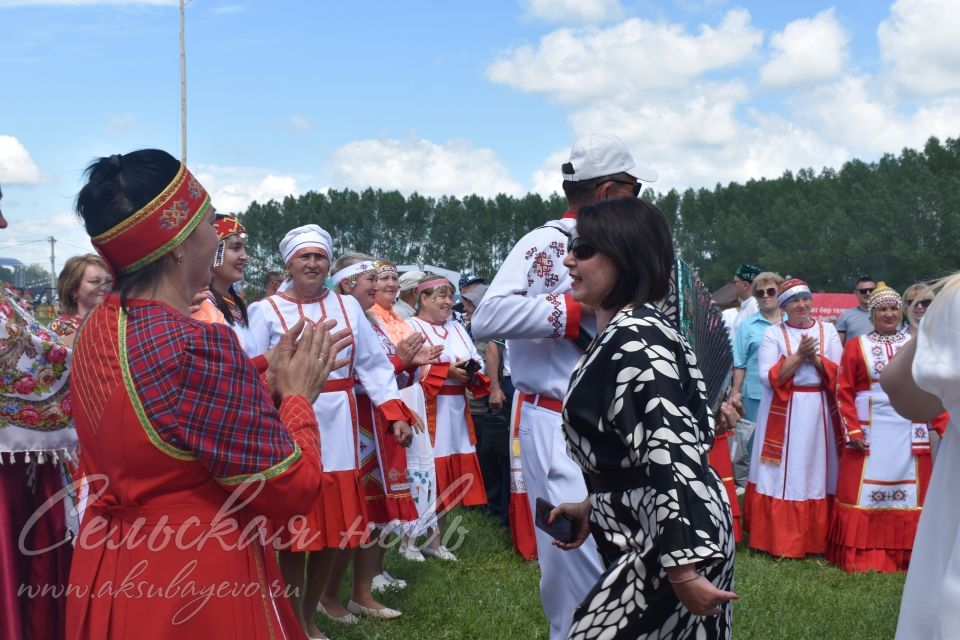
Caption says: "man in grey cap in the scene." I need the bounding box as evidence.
[394,270,425,319]
[473,133,657,640]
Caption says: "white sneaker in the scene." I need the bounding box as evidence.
[422,545,458,562]
[380,571,407,589]
[399,546,426,562]
[371,573,392,593]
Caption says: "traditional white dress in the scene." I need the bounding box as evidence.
[745,319,842,558]
[246,291,413,548]
[472,213,602,640]
[369,303,438,538]
[406,316,488,510]
[896,291,960,639]
[829,331,944,573]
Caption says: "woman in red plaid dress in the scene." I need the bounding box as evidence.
[65,149,344,640]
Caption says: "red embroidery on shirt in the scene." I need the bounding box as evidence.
[532,252,553,278]
[545,294,563,338]
[549,240,565,258]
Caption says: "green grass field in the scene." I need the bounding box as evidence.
[321,508,904,640]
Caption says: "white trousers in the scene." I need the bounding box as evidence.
[518,400,603,640]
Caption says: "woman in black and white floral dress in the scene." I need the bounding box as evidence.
[552,197,737,639]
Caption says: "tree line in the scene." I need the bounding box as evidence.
[240,135,960,297]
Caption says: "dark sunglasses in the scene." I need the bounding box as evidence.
[857,287,875,295]
[568,236,598,260]
[753,287,778,299]
[601,179,642,197]
[906,298,933,309]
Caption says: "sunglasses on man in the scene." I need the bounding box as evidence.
[602,179,642,197]
[857,287,875,295]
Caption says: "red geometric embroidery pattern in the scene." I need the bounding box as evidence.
[546,294,563,339]
[870,488,908,504]
[188,175,203,199]
[159,199,190,231]
[532,251,553,278]
[549,240,566,258]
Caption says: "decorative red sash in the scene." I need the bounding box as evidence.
[760,323,842,465]
[356,392,412,502]
[425,385,478,447]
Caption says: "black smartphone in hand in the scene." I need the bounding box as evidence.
[462,359,481,375]
[534,497,575,543]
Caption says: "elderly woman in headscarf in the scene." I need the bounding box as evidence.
[828,284,947,573]
[744,278,843,559]
[246,226,416,637]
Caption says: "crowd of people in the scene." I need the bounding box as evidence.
[0,132,956,640]
[717,268,948,572]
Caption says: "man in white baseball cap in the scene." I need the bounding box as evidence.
[394,270,425,319]
[561,132,658,201]
[473,133,656,640]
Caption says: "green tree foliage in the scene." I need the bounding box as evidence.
[240,135,960,297]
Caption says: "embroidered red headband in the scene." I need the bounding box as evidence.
[416,277,451,296]
[214,216,246,241]
[92,164,210,276]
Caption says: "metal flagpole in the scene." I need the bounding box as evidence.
[180,0,187,164]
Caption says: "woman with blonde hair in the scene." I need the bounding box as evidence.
[902,282,935,335]
[51,253,112,345]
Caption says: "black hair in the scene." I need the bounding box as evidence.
[575,197,674,310]
[855,274,875,287]
[209,285,249,327]
[561,171,635,206]
[75,149,181,308]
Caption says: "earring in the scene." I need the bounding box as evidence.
[175,254,184,264]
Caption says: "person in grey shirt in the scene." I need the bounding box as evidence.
[837,274,876,342]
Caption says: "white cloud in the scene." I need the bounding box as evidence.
[800,75,960,155]
[193,165,303,214]
[554,80,848,192]
[328,138,523,198]
[209,3,245,14]
[487,9,762,104]
[104,114,136,137]
[0,0,174,5]
[760,8,848,88]
[521,0,623,24]
[286,115,315,133]
[878,0,960,97]
[529,148,569,196]
[0,136,42,185]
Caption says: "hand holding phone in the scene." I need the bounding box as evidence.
[462,359,481,375]
[535,497,575,543]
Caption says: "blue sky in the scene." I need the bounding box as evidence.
[2,0,958,274]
